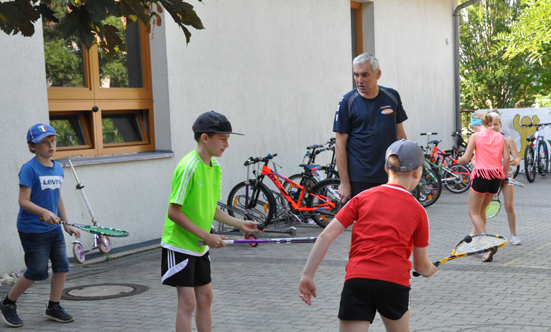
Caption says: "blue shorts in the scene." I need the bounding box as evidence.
[19,227,69,281]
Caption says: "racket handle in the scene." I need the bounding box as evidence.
[198,240,234,246]
[412,261,440,277]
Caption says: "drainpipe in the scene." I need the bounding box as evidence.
[454,0,481,132]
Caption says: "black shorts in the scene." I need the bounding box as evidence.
[471,176,501,194]
[338,278,410,323]
[161,248,211,287]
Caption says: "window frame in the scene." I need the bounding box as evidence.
[351,1,364,57]
[46,22,155,159]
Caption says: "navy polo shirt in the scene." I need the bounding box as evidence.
[333,86,408,183]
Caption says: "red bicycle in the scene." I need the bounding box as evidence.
[227,154,342,228]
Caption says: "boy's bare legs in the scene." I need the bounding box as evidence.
[176,287,196,332]
[381,311,410,332]
[339,320,370,332]
[50,272,67,302]
[194,284,213,332]
[176,284,213,332]
[7,276,35,301]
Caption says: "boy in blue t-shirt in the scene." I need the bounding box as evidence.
[0,124,81,328]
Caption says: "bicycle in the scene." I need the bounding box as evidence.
[283,138,338,202]
[416,160,442,208]
[227,154,342,228]
[421,133,471,194]
[521,122,551,183]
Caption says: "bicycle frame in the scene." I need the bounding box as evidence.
[260,165,337,212]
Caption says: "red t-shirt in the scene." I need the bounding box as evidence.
[336,184,429,287]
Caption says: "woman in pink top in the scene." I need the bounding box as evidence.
[458,111,509,262]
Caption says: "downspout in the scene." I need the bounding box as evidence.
[454,0,481,132]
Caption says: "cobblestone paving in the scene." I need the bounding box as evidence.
[1,175,550,331]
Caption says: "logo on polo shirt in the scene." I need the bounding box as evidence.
[381,109,393,114]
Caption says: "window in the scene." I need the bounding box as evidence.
[351,1,363,59]
[43,0,154,158]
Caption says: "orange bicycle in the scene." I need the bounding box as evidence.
[227,153,342,228]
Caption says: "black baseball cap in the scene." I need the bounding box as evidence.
[385,139,424,172]
[192,111,244,135]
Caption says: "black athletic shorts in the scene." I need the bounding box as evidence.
[161,248,211,287]
[338,278,410,323]
[471,176,502,194]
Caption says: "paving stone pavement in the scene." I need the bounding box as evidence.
[1,175,550,331]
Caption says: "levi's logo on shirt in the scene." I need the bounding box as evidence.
[40,176,62,190]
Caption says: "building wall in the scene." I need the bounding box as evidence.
[368,0,457,148]
[0,0,456,273]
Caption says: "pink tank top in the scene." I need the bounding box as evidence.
[472,130,505,180]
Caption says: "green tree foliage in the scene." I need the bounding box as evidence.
[493,0,551,65]
[0,0,204,57]
[459,0,549,110]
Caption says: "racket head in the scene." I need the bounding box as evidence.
[453,233,506,255]
[508,178,525,187]
[80,225,129,237]
[485,201,501,218]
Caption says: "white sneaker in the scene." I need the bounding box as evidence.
[510,235,522,245]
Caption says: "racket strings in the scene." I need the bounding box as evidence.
[83,226,128,236]
[455,236,504,254]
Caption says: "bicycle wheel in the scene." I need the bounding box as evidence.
[306,179,342,228]
[282,173,316,203]
[537,141,548,175]
[524,145,536,183]
[443,165,471,194]
[417,165,442,207]
[227,181,276,225]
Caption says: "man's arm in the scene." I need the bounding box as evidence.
[412,246,437,278]
[167,203,226,248]
[335,132,350,203]
[396,123,407,140]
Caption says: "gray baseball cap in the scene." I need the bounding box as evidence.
[385,139,424,172]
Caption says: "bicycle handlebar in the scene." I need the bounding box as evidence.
[420,132,438,136]
[244,154,278,166]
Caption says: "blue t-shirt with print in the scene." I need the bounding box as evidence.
[333,86,408,183]
[17,158,64,233]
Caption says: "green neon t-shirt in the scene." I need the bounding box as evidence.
[161,150,222,256]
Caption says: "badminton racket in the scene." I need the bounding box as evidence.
[41,217,129,237]
[198,236,317,246]
[413,234,506,277]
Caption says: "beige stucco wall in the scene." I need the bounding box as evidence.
[0,0,456,274]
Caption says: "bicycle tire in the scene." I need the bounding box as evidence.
[524,145,536,183]
[227,181,277,226]
[443,164,471,194]
[537,141,549,175]
[306,178,342,228]
[417,165,442,207]
[511,164,520,179]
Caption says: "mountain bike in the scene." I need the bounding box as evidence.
[421,132,471,194]
[227,154,342,228]
[282,138,338,203]
[521,122,551,183]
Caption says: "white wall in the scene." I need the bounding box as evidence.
[163,0,352,191]
[369,0,457,149]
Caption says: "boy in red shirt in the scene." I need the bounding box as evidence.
[298,139,437,332]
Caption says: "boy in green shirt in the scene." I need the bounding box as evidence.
[161,111,260,332]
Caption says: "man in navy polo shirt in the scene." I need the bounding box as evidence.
[333,53,408,202]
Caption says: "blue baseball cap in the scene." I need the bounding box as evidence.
[27,123,59,143]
